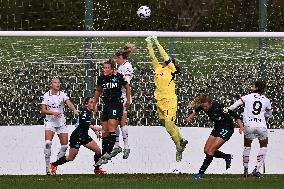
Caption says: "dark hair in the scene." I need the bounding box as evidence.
[84,97,92,105]
[170,57,181,82]
[253,80,266,94]
[103,59,116,69]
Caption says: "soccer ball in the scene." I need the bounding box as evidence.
[137,5,151,19]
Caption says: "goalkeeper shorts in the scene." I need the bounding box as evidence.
[156,98,177,121]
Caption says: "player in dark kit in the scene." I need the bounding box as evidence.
[49,97,105,175]
[93,59,131,166]
[186,95,244,179]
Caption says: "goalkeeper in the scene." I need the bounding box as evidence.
[145,35,188,162]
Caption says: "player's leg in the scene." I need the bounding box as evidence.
[84,139,106,174]
[252,128,268,177]
[107,119,119,155]
[193,135,215,179]
[57,125,69,160]
[209,128,234,170]
[101,104,110,158]
[243,138,252,177]
[121,111,130,159]
[50,147,79,175]
[101,120,109,157]
[44,123,55,175]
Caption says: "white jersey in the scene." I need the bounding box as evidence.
[41,90,69,126]
[230,93,272,128]
[117,60,133,98]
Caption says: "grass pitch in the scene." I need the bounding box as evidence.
[0,174,284,189]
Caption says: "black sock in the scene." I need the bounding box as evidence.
[94,154,102,170]
[53,156,68,166]
[102,137,109,155]
[214,150,229,159]
[199,154,213,174]
[108,132,117,154]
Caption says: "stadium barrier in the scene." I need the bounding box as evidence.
[0,125,283,175]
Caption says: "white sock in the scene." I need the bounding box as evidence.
[121,126,129,149]
[57,145,68,159]
[44,140,52,165]
[256,147,267,172]
[114,126,120,148]
[243,147,251,169]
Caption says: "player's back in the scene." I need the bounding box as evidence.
[242,93,271,127]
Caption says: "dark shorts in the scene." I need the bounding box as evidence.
[69,131,93,149]
[211,127,234,141]
[101,100,123,122]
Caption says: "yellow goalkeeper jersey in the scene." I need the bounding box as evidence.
[153,61,177,100]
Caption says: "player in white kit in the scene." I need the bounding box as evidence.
[110,43,135,159]
[229,80,272,177]
[40,78,79,175]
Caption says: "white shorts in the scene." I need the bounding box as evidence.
[244,125,268,141]
[45,121,68,134]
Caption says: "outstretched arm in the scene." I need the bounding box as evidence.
[152,36,176,72]
[145,36,159,70]
[229,99,243,111]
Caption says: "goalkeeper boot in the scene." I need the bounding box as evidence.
[225,154,233,170]
[49,163,57,175]
[180,139,188,152]
[110,146,122,158]
[123,148,130,159]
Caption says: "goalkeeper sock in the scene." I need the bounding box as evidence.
[255,147,267,172]
[165,121,181,148]
[199,154,213,175]
[243,147,251,169]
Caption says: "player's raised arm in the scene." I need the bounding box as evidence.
[152,35,176,73]
[145,36,159,70]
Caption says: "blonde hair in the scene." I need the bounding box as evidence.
[189,95,212,108]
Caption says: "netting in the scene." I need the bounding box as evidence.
[0,36,283,128]
[1,0,284,31]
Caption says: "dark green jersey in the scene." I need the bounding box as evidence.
[73,107,94,136]
[195,101,240,129]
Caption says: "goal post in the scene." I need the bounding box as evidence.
[1,31,284,38]
[0,31,283,128]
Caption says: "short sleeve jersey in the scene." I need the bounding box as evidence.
[97,73,128,102]
[41,90,69,123]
